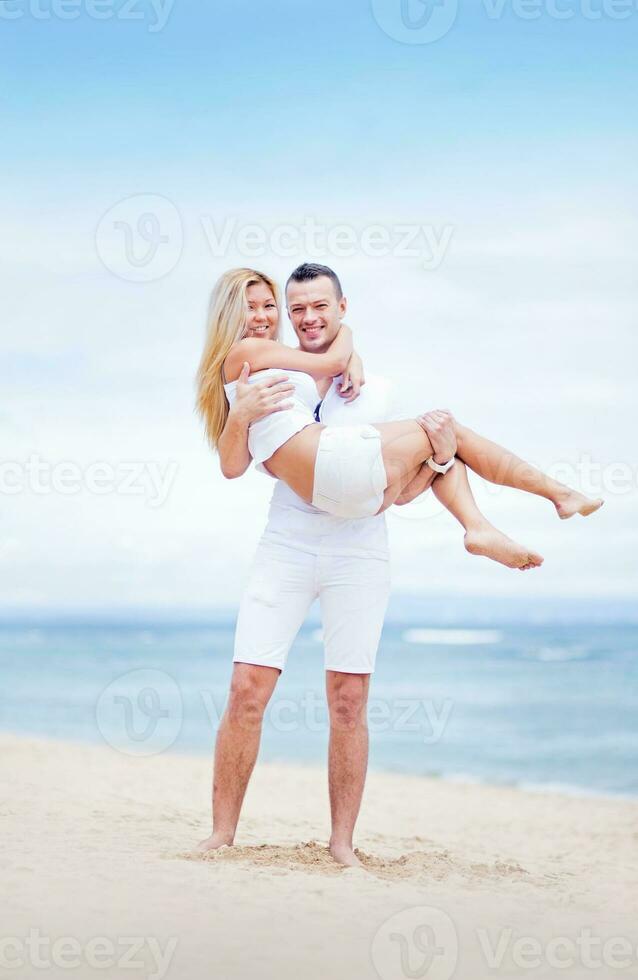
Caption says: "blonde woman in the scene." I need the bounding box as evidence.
[197,267,603,572]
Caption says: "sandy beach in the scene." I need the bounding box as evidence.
[2,731,637,980]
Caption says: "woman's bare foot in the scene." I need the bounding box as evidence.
[464,523,544,571]
[329,841,364,868]
[554,490,604,521]
[195,833,234,854]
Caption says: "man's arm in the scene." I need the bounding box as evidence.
[394,411,458,506]
[336,350,366,403]
[218,363,294,479]
[418,410,457,465]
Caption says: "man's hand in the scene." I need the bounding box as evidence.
[417,410,457,465]
[338,351,366,403]
[231,362,295,423]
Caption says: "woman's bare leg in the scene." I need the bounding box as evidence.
[377,421,437,511]
[453,421,603,520]
[271,418,601,527]
[379,428,542,570]
[432,461,543,570]
[394,461,436,506]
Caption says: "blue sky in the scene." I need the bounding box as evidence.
[3,1,637,195]
[2,0,637,612]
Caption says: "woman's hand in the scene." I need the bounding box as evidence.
[338,351,366,403]
[231,362,295,423]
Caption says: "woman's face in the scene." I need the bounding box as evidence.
[244,282,279,340]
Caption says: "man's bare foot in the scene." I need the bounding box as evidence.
[329,842,364,868]
[195,833,234,854]
[555,490,604,521]
[464,524,544,571]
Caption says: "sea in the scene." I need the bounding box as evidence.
[1,598,637,800]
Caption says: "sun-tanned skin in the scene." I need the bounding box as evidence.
[198,278,383,868]
[222,293,602,544]
[198,275,602,868]
[200,278,462,867]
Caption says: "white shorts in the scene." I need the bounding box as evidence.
[312,424,388,520]
[234,537,391,674]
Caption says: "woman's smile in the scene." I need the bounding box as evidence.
[245,281,279,340]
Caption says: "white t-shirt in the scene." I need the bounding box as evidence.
[261,374,400,559]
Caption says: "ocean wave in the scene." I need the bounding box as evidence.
[402,629,503,646]
[524,646,589,662]
[404,770,638,801]
[517,780,637,801]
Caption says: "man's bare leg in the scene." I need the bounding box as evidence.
[197,663,280,852]
[432,461,544,570]
[326,670,370,868]
[454,422,603,519]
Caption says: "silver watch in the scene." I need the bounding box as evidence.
[426,455,456,475]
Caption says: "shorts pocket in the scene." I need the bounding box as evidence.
[313,447,342,504]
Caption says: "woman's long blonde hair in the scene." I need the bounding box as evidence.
[196,268,280,450]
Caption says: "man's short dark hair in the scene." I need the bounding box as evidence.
[285,263,343,301]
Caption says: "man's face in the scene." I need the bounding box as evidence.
[286,276,347,353]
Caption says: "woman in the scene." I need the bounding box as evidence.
[197,268,603,571]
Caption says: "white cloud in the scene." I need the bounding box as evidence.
[2,196,637,612]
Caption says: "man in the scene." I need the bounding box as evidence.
[198,263,456,866]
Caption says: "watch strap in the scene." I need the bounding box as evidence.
[426,455,456,475]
